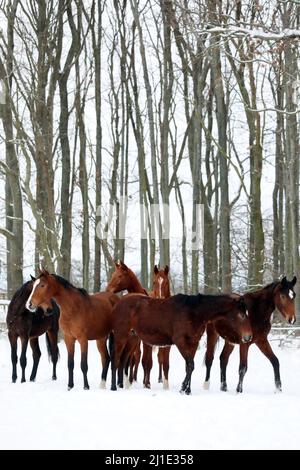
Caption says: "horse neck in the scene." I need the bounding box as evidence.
[126,274,147,295]
[246,283,277,321]
[194,296,235,322]
[53,286,88,317]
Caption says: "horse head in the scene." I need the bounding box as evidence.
[274,276,297,324]
[106,261,136,293]
[152,265,170,299]
[26,269,57,312]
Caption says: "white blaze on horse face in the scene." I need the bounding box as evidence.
[158,276,163,298]
[289,289,294,300]
[25,278,40,310]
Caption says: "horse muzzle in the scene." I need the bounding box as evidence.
[26,300,37,312]
[288,316,296,325]
[242,334,252,343]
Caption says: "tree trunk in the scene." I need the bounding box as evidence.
[0,0,23,296]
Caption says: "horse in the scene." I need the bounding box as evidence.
[203,276,297,393]
[26,269,119,390]
[106,261,145,387]
[146,265,171,389]
[106,261,171,389]
[6,277,60,383]
[110,292,252,394]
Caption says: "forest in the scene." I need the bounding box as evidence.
[0,0,299,311]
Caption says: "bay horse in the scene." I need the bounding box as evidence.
[106,261,171,389]
[204,276,297,393]
[26,269,119,390]
[6,277,60,383]
[106,261,145,387]
[146,265,171,389]
[110,293,252,394]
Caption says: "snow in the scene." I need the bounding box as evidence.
[0,331,299,450]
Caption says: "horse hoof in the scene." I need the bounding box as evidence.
[84,386,90,390]
[236,387,243,393]
[52,376,57,381]
[21,379,26,383]
[99,380,106,389]
[221,383,227,392]
[68,385,74,391]
[111,386,117,391]
[203,381,210,390]
[185,389,191,395]
[30,378,35,382]
[158,378,163,383]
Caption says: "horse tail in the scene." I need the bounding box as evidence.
[45,332,60,362]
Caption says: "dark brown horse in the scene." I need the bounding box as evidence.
[26,269,119,390]
[110,293,252,394]
[6,277,60,383]
[204,276,297,393]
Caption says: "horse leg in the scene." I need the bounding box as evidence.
[46,330,59,380]
[118,347,126,389]
[64,334,75,390]
[96,338,110,389]
[158,348,163,383]
[110,334,128,391]
[133,341,141,382]
[161,347,170,390]
[79,338,89,390]
[124,357,131,388]
[142,343,152,388]
[180,357,194,395]
[8,331,18,383]
[20,336,29,383]
[176,341,198,395]
[204,324,219,390]
[236,343,250,393]
[219,341,235,392]
[256,339,282,392]
[121,338,139,388]
[29,337,41,382]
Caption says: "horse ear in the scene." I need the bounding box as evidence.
[164,265,169,275]
[281,276,288,287]
[40,267,49,276]
[115,260,120,268]
[292,276,297,286]
[30,274,36,281]
[154,265,159,275]
[120,261,127,270]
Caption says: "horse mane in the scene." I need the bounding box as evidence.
[174,293,203,307]
[246,281,279,296]
[52,274,89,297]
[10,280,32,304]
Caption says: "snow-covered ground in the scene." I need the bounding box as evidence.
[0,331,299,450]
